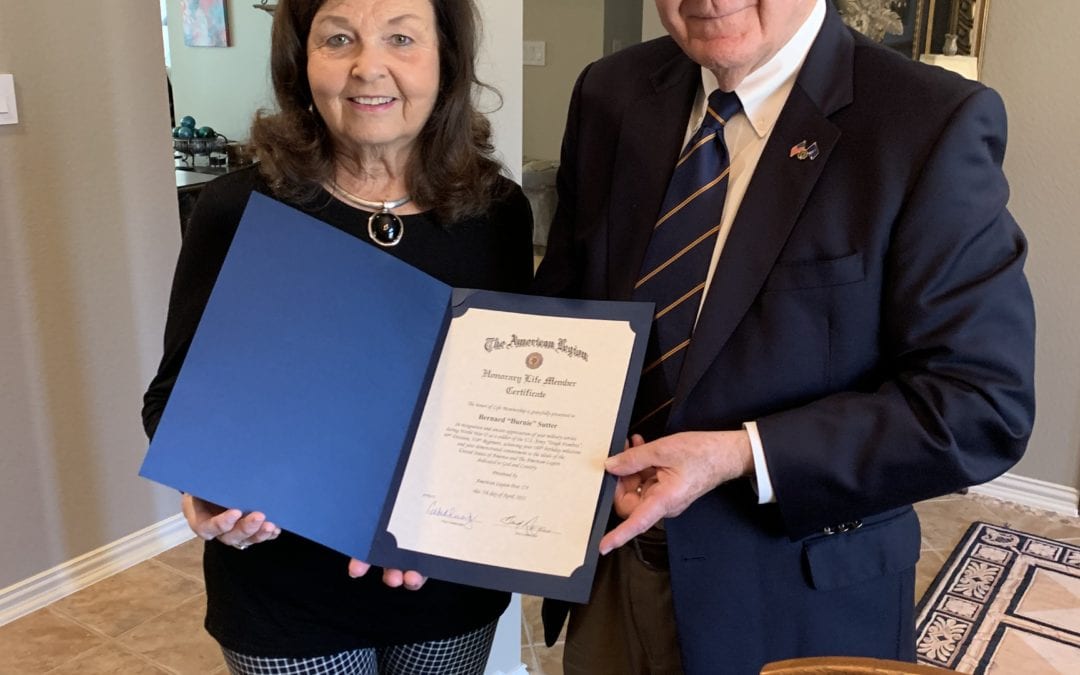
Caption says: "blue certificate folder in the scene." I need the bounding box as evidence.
[140,192,652,602]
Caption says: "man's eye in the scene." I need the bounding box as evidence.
[390,34,413,46]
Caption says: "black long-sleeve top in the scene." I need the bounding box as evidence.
[143,166,534,657]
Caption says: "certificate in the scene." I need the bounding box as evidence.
[140,193,652,602]
[388,308,635,578]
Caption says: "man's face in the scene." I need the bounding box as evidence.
[654,0,816,88]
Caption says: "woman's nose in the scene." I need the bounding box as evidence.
[349,45,386,81]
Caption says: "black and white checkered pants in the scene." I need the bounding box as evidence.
[220,620,498,675]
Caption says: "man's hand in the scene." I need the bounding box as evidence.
[348,558,428,591]
[611,434,654,519]
[599,430,754,554]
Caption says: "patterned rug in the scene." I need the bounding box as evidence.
[915,522,1080,673]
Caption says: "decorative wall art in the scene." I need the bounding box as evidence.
[182,0,230,48]
[833,0,990,62]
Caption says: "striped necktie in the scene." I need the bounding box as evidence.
[630,89,742,439]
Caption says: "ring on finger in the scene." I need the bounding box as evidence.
[234,542,249,551]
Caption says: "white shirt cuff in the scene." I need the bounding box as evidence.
[744,420,776,504]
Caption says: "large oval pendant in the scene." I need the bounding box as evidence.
[368,211,404,247]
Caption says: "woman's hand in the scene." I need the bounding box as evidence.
[181,493,281,550]
[348,558,428,591]
[181,495,424,586]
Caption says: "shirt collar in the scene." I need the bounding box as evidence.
[696,0,826,138]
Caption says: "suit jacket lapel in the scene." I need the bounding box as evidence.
[673,7,856,409]
[607,50,700,300]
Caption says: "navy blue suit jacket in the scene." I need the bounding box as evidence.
[534,7,1034,674]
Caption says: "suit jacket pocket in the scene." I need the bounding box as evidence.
[764,252,865,292]
[802,508,920,591]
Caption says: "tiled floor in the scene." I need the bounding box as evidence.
[2,493,1078,674]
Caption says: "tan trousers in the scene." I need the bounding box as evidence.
[562,529,684,675]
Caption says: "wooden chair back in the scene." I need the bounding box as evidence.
[761,656,953,674]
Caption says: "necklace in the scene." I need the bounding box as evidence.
[328,181,411,248]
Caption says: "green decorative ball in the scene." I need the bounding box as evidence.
[180,115,197,129]
[175,126,195,140]
[195,126,216,139]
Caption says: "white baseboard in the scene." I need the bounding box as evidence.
[0,513,193,627]
[970,472,1080,516]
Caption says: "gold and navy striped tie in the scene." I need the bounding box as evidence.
[630,89,742,439]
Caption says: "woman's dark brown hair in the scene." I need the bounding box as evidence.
[249,0,507,223]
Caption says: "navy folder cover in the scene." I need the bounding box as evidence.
[140,193,651,602]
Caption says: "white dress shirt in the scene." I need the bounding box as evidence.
[682,0,827,503]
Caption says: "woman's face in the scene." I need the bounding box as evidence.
[307,0,440,161]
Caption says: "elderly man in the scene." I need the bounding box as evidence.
[533,1,1035,673]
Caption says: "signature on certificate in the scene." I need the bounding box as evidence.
[425,500,479,529]
[499,514,556,537]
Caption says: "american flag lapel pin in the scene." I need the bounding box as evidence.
[789,140,819,161]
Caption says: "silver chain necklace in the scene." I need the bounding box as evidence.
[328,181,411,248]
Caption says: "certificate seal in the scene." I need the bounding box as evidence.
[525,352,543,369]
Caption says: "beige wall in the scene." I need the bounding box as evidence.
[642,0,666,41]
[980,1,1080,490]
[0,1,182,588]
[477,0,525,181]
[523,0,605,161]
[603,0,642,55]
[166,0,275,142]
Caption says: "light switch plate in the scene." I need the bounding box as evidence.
[523,41,546,67]
[0,74,18,125]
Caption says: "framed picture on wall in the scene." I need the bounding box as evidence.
[833,0,990,61]
[181,0,230,48]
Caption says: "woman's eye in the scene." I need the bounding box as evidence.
[389,34,413,47]
[326,34,350,47]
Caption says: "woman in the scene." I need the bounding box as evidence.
[142,1,533,672]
